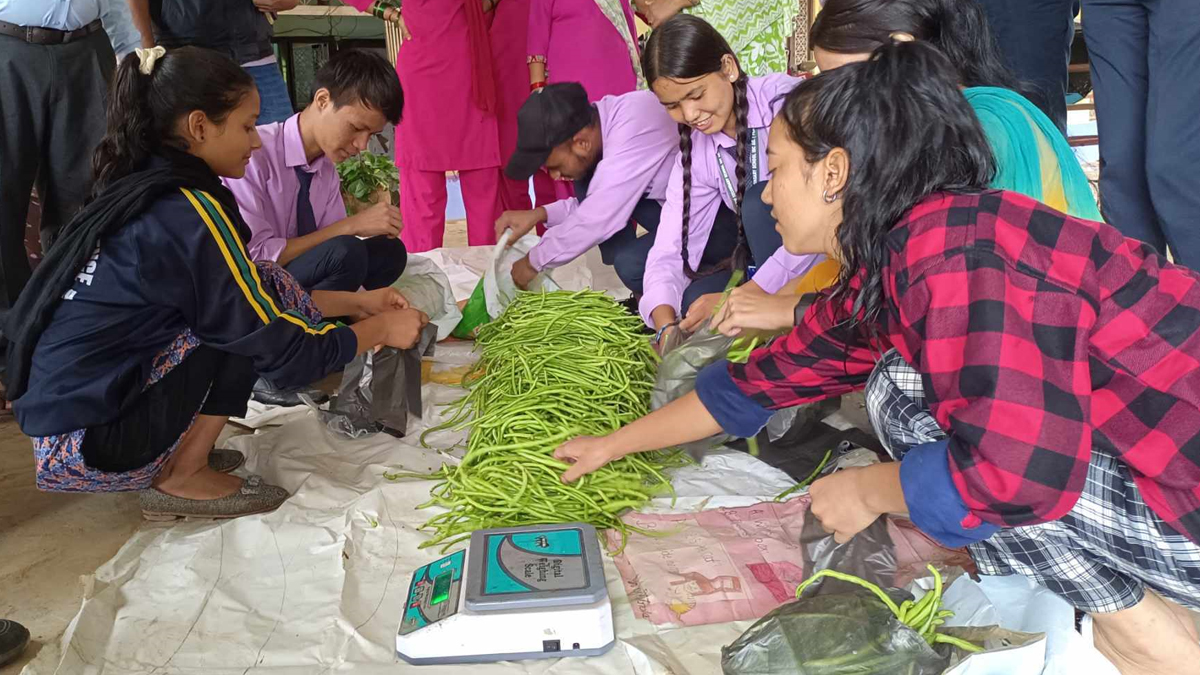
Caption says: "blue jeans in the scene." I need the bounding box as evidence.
[245,62,293,125]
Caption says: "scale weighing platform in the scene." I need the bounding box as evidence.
[396,522,615,665]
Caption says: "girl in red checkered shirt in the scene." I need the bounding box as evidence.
[555,41,1200,675]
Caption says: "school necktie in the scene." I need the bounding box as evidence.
[294,167,317,237]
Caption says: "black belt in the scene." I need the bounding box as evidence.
[0,18,102,45]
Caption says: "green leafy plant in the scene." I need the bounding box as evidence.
[337,151,399,202]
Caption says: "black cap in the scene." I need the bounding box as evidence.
[505,82,594,181]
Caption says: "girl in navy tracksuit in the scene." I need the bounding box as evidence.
[5,47,426,520]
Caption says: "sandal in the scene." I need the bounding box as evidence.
[0,619,30,667]
[208,448,245,474]
[140,474,289,521]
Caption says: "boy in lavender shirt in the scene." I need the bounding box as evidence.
[225,49,406,297]
[225,49,406,406]
[497,83,709,294]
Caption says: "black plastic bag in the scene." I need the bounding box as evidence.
[721,590,949,675]
[319,324,437,438]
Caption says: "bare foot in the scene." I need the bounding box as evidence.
[153,466,242,500]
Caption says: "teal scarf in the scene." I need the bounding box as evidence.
[965,87,1102,221]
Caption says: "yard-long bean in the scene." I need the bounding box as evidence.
[390,290,687,552]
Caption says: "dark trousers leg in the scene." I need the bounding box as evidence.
[680,204,740,313]
[0,31,113,301]
[977,0,1077,135]
[741,181,783,270]
[604,199,663,295]
[80,347,256,473]
[40,31,114,251]
[1142,0,1200,269]
[284,235,371,292]
[361,235,408,290]
[1082,0,1162,251]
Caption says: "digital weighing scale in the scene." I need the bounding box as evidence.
[396,522,615,665]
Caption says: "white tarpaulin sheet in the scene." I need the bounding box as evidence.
[22,246,1106,675]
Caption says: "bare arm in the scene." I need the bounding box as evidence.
[310,290,362,320]
[554,391,721,482]
[528,61,547,87]
[126,0,154,48]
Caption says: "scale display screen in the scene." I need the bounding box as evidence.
[399,550,465,636]
[430,571,452,606]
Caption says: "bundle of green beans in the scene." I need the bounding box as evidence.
[392,290,688,552]
[795,565,982,653]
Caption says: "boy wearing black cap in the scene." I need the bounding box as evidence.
[496,83,679,293]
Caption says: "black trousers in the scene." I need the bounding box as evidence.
[284,234,408,292]
[623,181,780,314]
[81,346,257,473]
[0,30,115,311]
[571,170,668,296]
[977,0,1078,135]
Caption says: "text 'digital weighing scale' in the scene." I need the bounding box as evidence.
[396,522,615,665]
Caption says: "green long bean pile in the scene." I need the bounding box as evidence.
[392,290,688,552]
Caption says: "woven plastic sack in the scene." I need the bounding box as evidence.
[390,254,461,341]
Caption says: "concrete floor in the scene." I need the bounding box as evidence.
[0,416,143,672]
[0,222,473,672]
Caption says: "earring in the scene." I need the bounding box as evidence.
[822,190,838,203]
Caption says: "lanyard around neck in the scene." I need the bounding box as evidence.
[715,127,761,205]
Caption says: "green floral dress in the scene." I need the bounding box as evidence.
[686,0,798,76]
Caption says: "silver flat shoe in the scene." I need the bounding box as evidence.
[140,474,289,521]
[208,448,245,474]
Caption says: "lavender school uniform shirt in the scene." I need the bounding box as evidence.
[529,91,679,271]
[223,113,348,263]
[638,73,822,326]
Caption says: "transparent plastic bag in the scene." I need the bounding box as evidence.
[650,319,805,459]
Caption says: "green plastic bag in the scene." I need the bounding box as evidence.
[449,231,559,339]
[451,279,489,339]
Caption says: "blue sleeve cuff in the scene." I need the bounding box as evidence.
[900,440,1001,548]
[695,360,774,439]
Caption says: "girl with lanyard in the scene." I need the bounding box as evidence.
[555,42,1200,675]
[709,0,1104,355]
[637,15,822,352]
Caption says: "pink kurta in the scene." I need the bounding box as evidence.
[346,0,499,172]
[527,0,639,102]
[489,0,534,211]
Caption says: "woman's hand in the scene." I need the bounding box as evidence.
[555,436,624,483]
[355,287,409,321]
[653,324,684,356]
[680,292,722,332]
[634,0,693,28]
[382,6,412,42]
[808,463,906,543]
[379,308,429,349]
[713,283,798,337]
